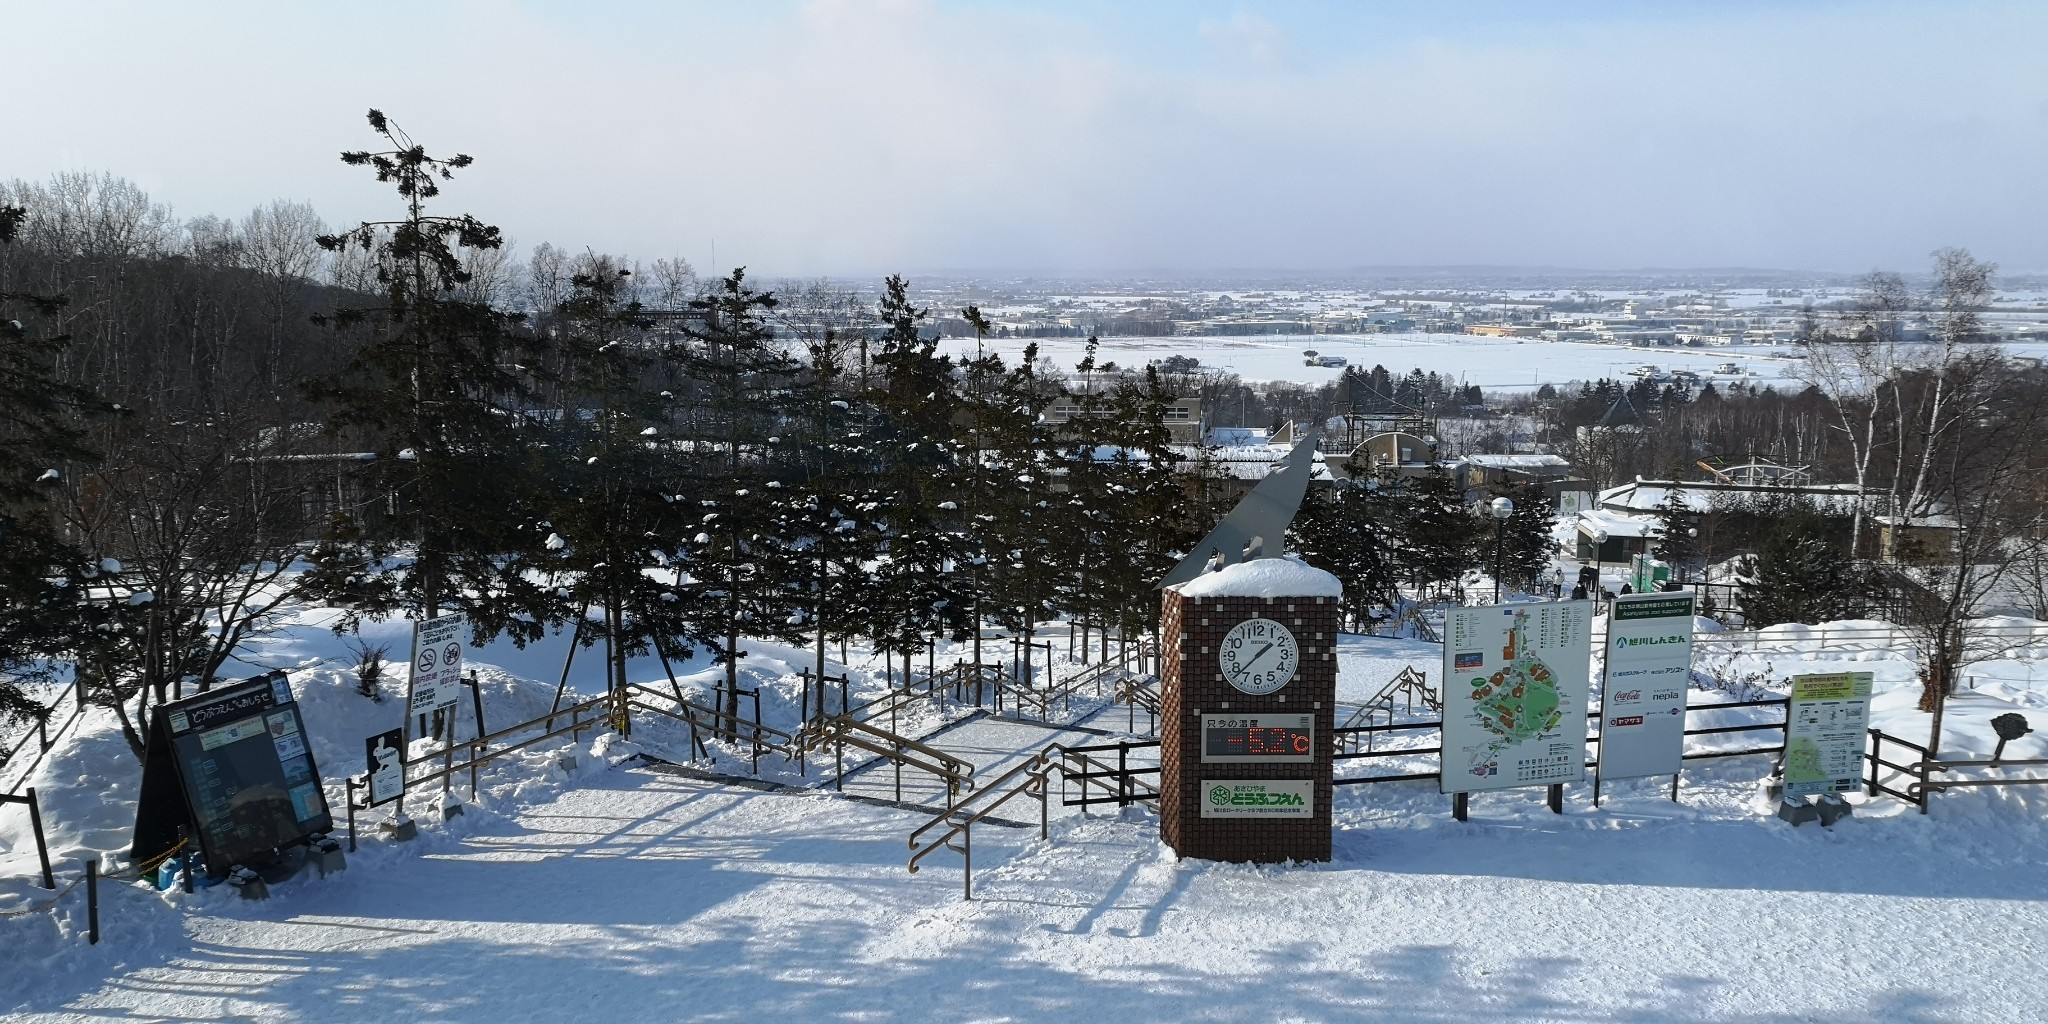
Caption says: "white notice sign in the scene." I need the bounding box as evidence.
[407,612,468,717]
[1598,593,1695,781]
[1441,601,1595,793]
[1785,672,1872,798]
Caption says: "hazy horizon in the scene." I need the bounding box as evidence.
[13,1,2048,278]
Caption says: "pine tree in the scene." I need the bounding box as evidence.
[1396,467,1482,599]
[0,203,116,725]
[1289,480,1399,629]
[1737,512,1869,626]
[299,111,551,643]
[669,269,804,721]
[523,260,696,707]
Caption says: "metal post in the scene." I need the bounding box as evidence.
[24,788,54,889]
[85,859,100,944]
[1669,771,1680,803]
[346,777,360,852]
[1453,792,1468,822]
[962,825,972,901]
[1118,742,1129,807]
[177,826,194,893]
[1866,729,1880,797]
[1493,520,1505,604]
[1548,783,1563,814]
[465,670,487,743]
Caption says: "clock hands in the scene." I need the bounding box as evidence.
[1233,641,1277,679]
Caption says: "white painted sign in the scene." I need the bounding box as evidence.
[1441,601,1595,794]
[1598,593,1695,781]
[366,728,405,807]
[1785,672,1872,798]
[407,612,467,718]
[1200,779,1314,818]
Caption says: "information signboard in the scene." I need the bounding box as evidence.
[1785,672,1873,798]
[1201,713,1315,763]
[365,728,405,807]
[1199,779,1314,818]
[1598,593,1695,782]
[408,612,468,719]
[129,671,332,878]
[1441,601,1595,793]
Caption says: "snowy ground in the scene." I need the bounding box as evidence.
[7,612,2048,1022]
[961,331,1803,390]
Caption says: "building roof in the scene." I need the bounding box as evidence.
[1170,444,1334,481]
[1597,478,1866,516]
[1465,454,1571,472]
[1577,508,1661,539]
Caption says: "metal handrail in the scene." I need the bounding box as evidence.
[815,712,975,792]
[381,692,613,802]
[907,736,1165,899]
[1059,747,1160,809]
[906,750,1052,899]
[623,683,802,752]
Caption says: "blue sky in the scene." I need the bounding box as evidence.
[9,1,2046,276]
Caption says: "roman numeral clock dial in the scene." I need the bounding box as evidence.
[1218,617,1299,695]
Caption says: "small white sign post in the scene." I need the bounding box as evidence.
[1596,592,1696,803]
[406,612,467,744]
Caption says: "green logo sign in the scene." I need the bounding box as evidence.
[1209,785,1231,806]
[1616,634,1687,647]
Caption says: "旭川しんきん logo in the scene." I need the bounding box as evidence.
[1616,635,1687,648]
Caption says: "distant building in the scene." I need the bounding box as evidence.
[1042,392,1203,444]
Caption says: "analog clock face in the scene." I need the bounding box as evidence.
[1219,617,1299,695]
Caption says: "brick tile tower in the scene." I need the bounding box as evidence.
[1159,558,1341,863]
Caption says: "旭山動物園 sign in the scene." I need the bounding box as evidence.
[1200,779,1314,818]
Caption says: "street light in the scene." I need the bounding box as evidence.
[1592,528,1609,602]
[1489,496,1515,604]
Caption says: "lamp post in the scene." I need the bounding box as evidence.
[1489,496,1515,604]
[1592,527,1609,603]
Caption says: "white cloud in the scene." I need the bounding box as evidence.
[5,0,2046,274]
[1198,11,1295,70]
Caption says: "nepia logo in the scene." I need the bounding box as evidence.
[1616,635,1687,648]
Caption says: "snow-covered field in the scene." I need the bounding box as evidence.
[961,332,1801,390]
[7,610,2048,1023]
[954,331,2048,391]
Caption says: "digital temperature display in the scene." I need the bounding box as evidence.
[1201,713,1315,763]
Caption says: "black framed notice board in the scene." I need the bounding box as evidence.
[130,671,333,878]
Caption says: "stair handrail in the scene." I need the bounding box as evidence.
[814,712,975,792]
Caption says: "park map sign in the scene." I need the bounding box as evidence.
[1442,602,1595,794]
[130,672,333,879]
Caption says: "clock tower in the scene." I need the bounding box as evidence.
[1159,557,1341,863]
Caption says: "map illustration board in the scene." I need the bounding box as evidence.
[1784,672,1872,798]
[1441,602,1594,794]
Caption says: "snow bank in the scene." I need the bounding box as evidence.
[1168,556,1342,600]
